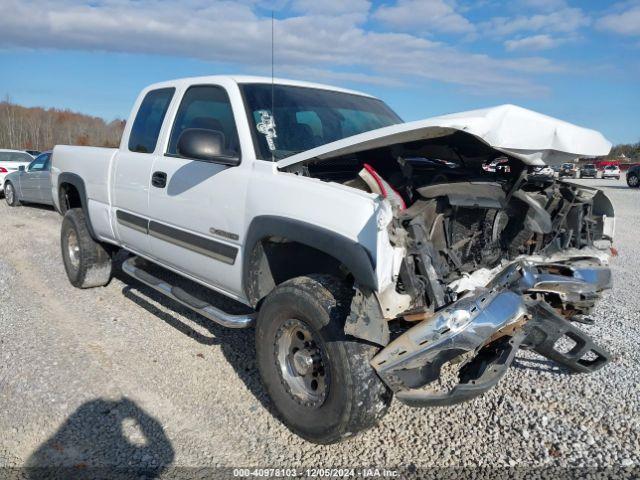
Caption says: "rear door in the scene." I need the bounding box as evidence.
[147,84,248,297]
[112,87,175,255]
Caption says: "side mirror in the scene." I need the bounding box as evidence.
[19,165,25,172]
[177,128,240,166]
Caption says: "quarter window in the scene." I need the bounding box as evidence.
[167,85,240,157]
[128,88,175,153]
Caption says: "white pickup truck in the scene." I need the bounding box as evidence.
[52,75,615,443]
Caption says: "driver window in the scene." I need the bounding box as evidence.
[167,85,240,157]
[28,153,49,171]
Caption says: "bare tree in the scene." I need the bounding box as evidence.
[0,98,125,151]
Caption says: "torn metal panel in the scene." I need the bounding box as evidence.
[345,286,390,346]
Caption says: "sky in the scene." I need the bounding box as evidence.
[0,0,639,144]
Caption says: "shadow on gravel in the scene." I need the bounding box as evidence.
[112,267,279,422]
[24,397,174,479]
[17,203,56,211]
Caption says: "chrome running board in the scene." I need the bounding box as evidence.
[121,257,255,329]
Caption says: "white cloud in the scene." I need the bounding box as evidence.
[504,34,561,51]
[0,0,559,95]
[290,0,371,16]
[484,8,590,37]
[519,0,568,12]
[597,3,640,36]
[373,0,475,34]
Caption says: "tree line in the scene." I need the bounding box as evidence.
[0,97,125,152]
[609,142,640,161]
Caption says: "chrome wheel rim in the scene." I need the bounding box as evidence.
[67,229,80,269]
[5,184,14,205]
[274,318,328,408]
[629,175,639,187]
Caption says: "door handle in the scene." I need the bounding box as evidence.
[152,171,167,188]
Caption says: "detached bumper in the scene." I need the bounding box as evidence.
[372,259,612,407]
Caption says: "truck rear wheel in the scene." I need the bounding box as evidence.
[255,275,391,444]
[61,208,113,288]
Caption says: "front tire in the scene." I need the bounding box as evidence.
[628,173,640,188]
[256,275,391,444]
[4,182,20,207]
[61,208,113,288]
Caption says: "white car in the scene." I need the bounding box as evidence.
[602,165,621,180]
[0,149,34,194]
[50,75,616,443]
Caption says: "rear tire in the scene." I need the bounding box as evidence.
[256,275,391,444]
[4,182,20,207]
[628,173,640,188]
[61,208,113,288]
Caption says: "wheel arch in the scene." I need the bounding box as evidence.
[57,173,98,239]
[243,215,378,308]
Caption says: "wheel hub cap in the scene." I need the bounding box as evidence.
[274,319,328,408]
[6,185,13,204]
[67,230,80,269]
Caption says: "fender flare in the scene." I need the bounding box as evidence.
[57,172,98,240]
[242,215,378,304]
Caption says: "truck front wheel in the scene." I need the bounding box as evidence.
[256,275,391,444]
[61,208,113,288]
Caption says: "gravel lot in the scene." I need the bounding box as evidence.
[0,177,638,475]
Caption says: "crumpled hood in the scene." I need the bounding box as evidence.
[277,104,612,168]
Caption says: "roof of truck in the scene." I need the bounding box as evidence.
[144,75,374,98]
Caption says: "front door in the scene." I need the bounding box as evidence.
[147,84,248,298]
[112,87,175,255]
[21,153,49,202]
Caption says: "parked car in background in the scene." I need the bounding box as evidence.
[580,163,598,178]
[0,149,35,195]
[4,151,54,207]
[627,164,640,188]
[602,165,620,180]
[529,165,554,180]
[559,162,579,178]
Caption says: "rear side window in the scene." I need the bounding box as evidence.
[128,88,175,153]
[167,85,240,157]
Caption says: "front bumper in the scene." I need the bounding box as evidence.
[372,258,612,407]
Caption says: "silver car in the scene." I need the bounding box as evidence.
[4,151,54,207]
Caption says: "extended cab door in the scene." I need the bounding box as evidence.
[147,84,249,299]
[112,87,175,255]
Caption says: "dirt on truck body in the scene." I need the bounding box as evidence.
[281,123,615,407]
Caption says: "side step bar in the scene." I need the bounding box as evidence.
[121,257,255,329]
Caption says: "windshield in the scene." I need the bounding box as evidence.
[605,165,617,170]
[240,84,402,160]
[0,151,33,163]
[585,164,596,168]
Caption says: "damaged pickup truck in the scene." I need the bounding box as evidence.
[51,76,614,444]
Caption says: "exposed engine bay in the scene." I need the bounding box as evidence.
[282,130,615,406]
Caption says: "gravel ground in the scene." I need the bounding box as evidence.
[0,177,638,476]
